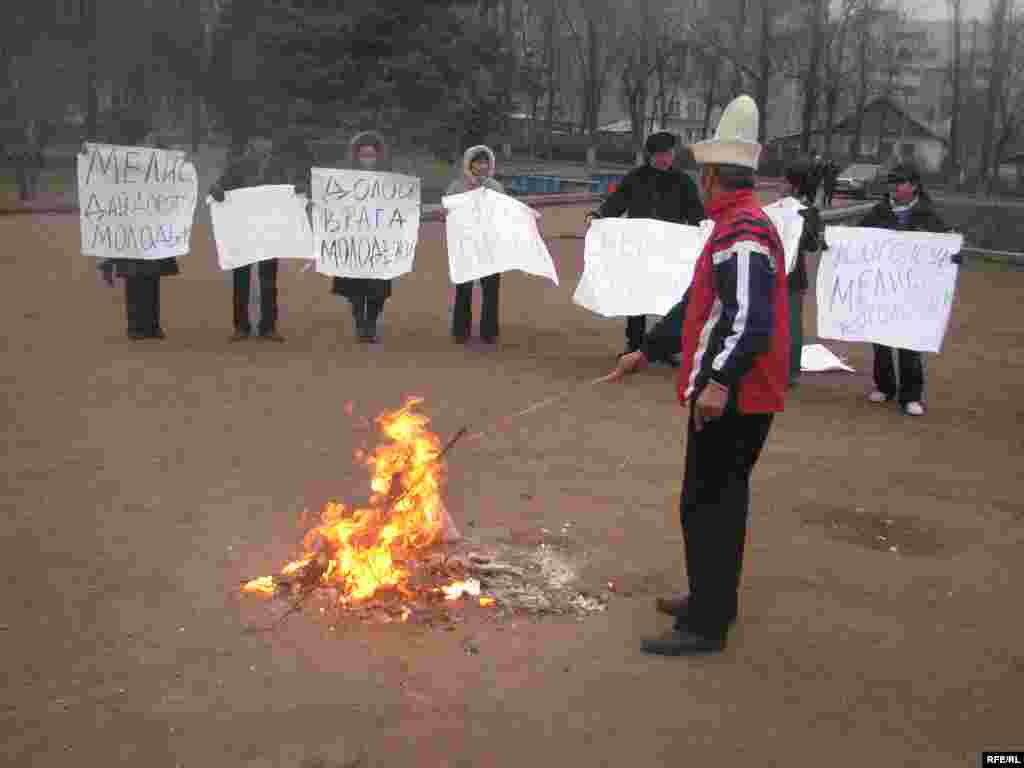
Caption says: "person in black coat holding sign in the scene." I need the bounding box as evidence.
[331,130,394,343]
[590,131,705,355]
[782,161,827,387]
[859,162,952,417]
[96,140,182,340]
[210,140,276,341]
[210,126,312,342]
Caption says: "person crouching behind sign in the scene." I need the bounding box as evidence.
[781,161,826,388]
[638,95,789,656]
[589,131,705,357]
[331,131,393,343]
[209,138,286,342]
[860,162,950,417]
[445,146,505,344]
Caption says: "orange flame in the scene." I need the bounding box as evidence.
[242,397,453,605]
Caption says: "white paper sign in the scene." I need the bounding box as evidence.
[78,143,197,259]
[817,226,962,353]
[800,343,855,373]
[208,185,314,270]
[573,218,714,317]
[443,187,558,285]
[311,168,421,279]
[763,198,806,275]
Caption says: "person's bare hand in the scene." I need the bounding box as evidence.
[607,350,647,382]
[693,380,728,431]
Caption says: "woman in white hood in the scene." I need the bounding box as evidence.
[331,130,394,343]
[445,145,504,343]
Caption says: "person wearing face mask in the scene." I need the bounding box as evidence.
[331,131,394,343]
[445,145,505,344]
[588,132,705,356]
[858,162,950,417]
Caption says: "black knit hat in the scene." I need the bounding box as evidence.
[645,131,676,155]
[887,162,922,186]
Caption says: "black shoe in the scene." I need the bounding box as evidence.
[151,328,166,339]
[640,628,727,656]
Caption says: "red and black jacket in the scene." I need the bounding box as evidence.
[677,189,789,414]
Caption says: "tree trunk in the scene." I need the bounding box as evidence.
[701,56,718,139]
[190,0,205,154]
[946,0,962,184]
[544,0,556,160]
[980,0,1010,195]
[756,2,771,143]
[529,90,541,158]
[801,0,826,154]
[85,0,99,141]
[848,15,869,159]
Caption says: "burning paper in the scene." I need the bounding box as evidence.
[241,397,463,606]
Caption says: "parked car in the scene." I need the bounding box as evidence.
[835,163,887,199]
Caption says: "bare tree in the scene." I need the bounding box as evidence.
[847,0,882,160]
[980,0,1012,193]
[800,0,828,153]
[821,0,858,158]
[946,0,963,183]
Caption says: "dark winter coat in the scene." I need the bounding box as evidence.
[859,194,949,234]
[331,130,394,301]
[595,164,705,225]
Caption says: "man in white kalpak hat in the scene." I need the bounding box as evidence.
[636,95,791,656]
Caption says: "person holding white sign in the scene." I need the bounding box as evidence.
[210,127,312,342]
[445,145,505,344]
[329,131,395,344]
[858,163,951,417]
[91,140,185,340]
[780,161,826,387]
[589,132,705,356]
[637,95,790,657]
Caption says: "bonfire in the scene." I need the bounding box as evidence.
[241,397,492,623]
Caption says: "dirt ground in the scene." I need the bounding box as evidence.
[2,203,1022,768]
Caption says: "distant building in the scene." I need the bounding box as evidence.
[768,97,948,172]
[598,89,722,145]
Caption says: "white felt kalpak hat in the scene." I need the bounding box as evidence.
[691,95,761,169]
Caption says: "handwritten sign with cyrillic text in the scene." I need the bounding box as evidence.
[311,169,421,279]
[78,143,197,259]
[817,226,962,353]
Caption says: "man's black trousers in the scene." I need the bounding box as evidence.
[232,260,278,335]
[680,407,773,638]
